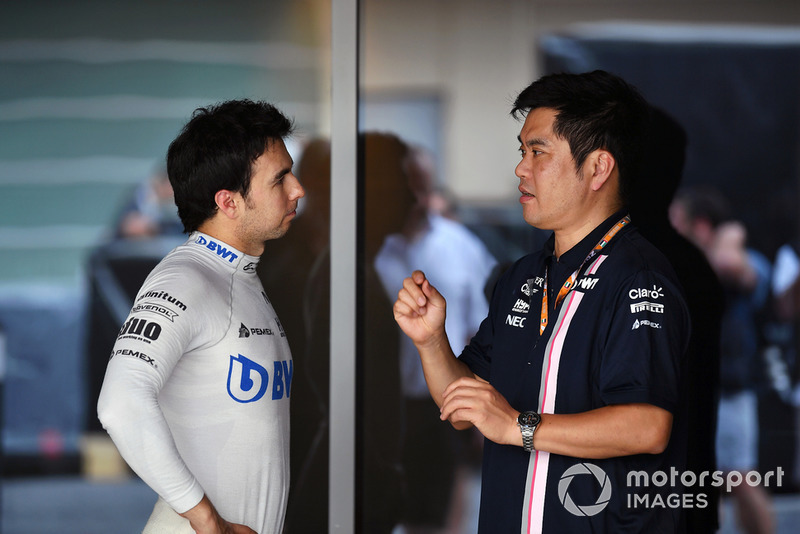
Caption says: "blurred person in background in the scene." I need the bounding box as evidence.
[114,167,183,239]
[671,185,775,534]
[361,132,418,533]
[394,70,691,533]
[97,99,304,534]
[259,137,332,533]
[375,144,496,533]
[630,108,723,534]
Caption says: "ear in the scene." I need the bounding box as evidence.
[213,189,241,220]
[588,149,617,192]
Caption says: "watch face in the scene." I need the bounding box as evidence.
[518,411,541,427]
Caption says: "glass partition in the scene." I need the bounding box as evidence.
[0,1,332,532]
[357,2,800,534]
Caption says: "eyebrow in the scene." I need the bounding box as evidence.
[517,135,550,148]
[273,164,293,182]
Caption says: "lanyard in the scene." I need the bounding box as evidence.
[539,215,631,335]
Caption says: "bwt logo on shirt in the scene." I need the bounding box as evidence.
[227,354,293,403]
[195,235,239,264]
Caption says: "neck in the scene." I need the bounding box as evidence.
[553,205,623,259]
[197,219,262,257]
[402,208,430,240]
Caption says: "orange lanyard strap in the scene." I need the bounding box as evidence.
[539,215,631,335]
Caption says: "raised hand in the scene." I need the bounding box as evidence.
[393,270,448,348]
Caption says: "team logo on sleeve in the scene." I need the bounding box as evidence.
[632,319,662,330]
[131,302,179,322]
[110,348,158,368]
[629,285,666,314]
[117,317,162,344]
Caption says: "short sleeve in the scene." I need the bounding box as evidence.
[458,314,494,381]
[597,270,690,414]
[458,265,507,381]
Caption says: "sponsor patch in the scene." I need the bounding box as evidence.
[110,348,158,368]
[512,298,530,314]
[630,301,665,314]
[632,319,661,330]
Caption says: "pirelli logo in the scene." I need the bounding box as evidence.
[630,301,664,314]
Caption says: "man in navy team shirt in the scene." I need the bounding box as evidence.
[393,71,691,533]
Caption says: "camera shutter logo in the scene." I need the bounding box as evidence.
[558,463,613,516]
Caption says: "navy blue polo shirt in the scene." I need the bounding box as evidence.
[460,211,690,534]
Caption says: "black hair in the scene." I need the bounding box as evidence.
[673,185,731,229]
[166,99,294,232]
[511,70,648,206]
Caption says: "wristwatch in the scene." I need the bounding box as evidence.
[517,411,541,452]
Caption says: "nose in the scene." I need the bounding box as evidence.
[289,173,305,200]
[515,158,528,181]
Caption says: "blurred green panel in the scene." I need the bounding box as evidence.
[0,183,134,226]
[0,62,319,101]
[0,246,90,282]
[0,119,183,159]
[0,1,297,42]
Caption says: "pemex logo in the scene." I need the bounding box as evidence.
[558,462,613,517]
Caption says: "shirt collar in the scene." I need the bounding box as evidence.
[543,209,630,277]
[188,231,261,275]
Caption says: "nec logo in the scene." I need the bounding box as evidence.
[195,235,239,264]
[505,314,526,328]
[227,354,293,403]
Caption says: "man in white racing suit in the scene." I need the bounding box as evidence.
[98,99,305,534]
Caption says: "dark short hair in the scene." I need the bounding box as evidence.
[511,70,648,206]
[166,99,294,232]
[673,185,731,229]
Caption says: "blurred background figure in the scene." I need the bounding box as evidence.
[671,185,775,534]
[259,138,332,533]
[362,132,417,534]
[263,133,414,534]
[630,108,723,534]
[114,167,182,240]
[375,144,495,534]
